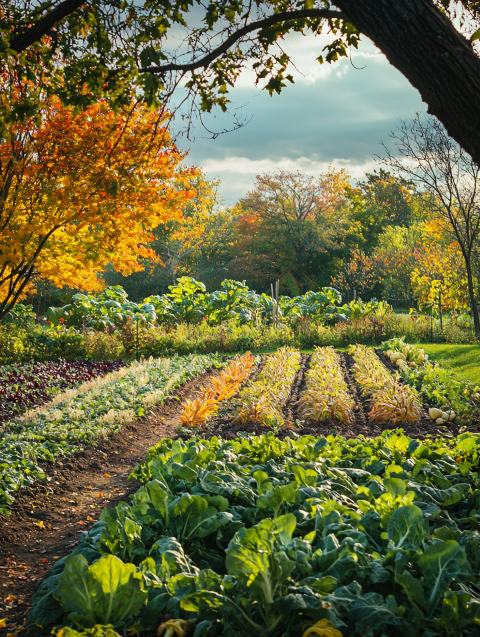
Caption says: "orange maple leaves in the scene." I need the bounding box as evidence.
[0,94,198,308]
[179,352,254,428]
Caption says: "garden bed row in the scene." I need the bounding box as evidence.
[0,353,224,514]
[1,343,477,520]
[178,345,479,442]
[23,428,480,637]
[0,359,127,423]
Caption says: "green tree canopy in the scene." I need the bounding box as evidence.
[2,1,480,162]
[347,170,421,251]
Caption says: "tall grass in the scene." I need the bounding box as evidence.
[0,313,475,365]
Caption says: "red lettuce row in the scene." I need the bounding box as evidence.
[0,359,126,423]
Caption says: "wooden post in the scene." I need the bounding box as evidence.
[439,289,443,331]
[270,280,280,329]
[270,283,276,330]
[136,317,139,360]
[276,279,280,328]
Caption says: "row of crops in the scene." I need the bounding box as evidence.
[174,340,480,432]
[0,359,126,423]
[0,353,222,513]
[2,341,480,516]
[28,431,480,637]
[0,340,476,635]
[5,277,391,331]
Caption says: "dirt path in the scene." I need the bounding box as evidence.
[0,367,217,634]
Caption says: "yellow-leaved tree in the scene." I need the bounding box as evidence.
[0,90,197,319]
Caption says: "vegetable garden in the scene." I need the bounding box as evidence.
[1,340,480,637]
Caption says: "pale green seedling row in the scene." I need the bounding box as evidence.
[0,353,222,512]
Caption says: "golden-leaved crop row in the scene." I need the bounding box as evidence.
[234,347,300,427]
[350,345,422,423]
[179,352,255,428]
[297,347,355,425]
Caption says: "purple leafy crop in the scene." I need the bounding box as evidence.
[0,360,126,423]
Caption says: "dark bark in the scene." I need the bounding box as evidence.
[334,0,480,165]
[9,0,86,52]
[463,254,480,335]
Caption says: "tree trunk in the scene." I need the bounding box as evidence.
[465,255,480,335]
[335,0,480,164]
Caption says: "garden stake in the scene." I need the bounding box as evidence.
[136,318,139,360]
[439,289,443,331]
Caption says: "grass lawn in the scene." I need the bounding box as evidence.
[422,343,480,384]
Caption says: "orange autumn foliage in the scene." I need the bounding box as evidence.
[179,352,255,428]
[0,95,198,316]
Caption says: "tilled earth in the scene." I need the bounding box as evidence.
[0,366,220,635]
[1,351,477,635]
[200,351,477,441]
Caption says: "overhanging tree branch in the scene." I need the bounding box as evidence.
[9,0,87,53]
[139,9,347,74]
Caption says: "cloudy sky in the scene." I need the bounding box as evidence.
[178,31,425,205]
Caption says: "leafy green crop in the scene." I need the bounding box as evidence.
[29,430,480,636]
[382,336,480,426]
[54,554,148,629]
[42,277,348,331]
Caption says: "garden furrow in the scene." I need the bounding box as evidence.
[283,352,310,425]
[0,354,222,513]
[0,363,225,630]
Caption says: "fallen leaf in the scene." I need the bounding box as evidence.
[103,474,111,478]
[87,516,94,522]
[77,521,86,526]
[53,556,60,560]
[41,559,48,563]
[0,619,7,629]
[85,486,93,490]
[97,492,104,498]
[35,521,44,529]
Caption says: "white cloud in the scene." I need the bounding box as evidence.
[198,155,379,203]
[202,155,377,178]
